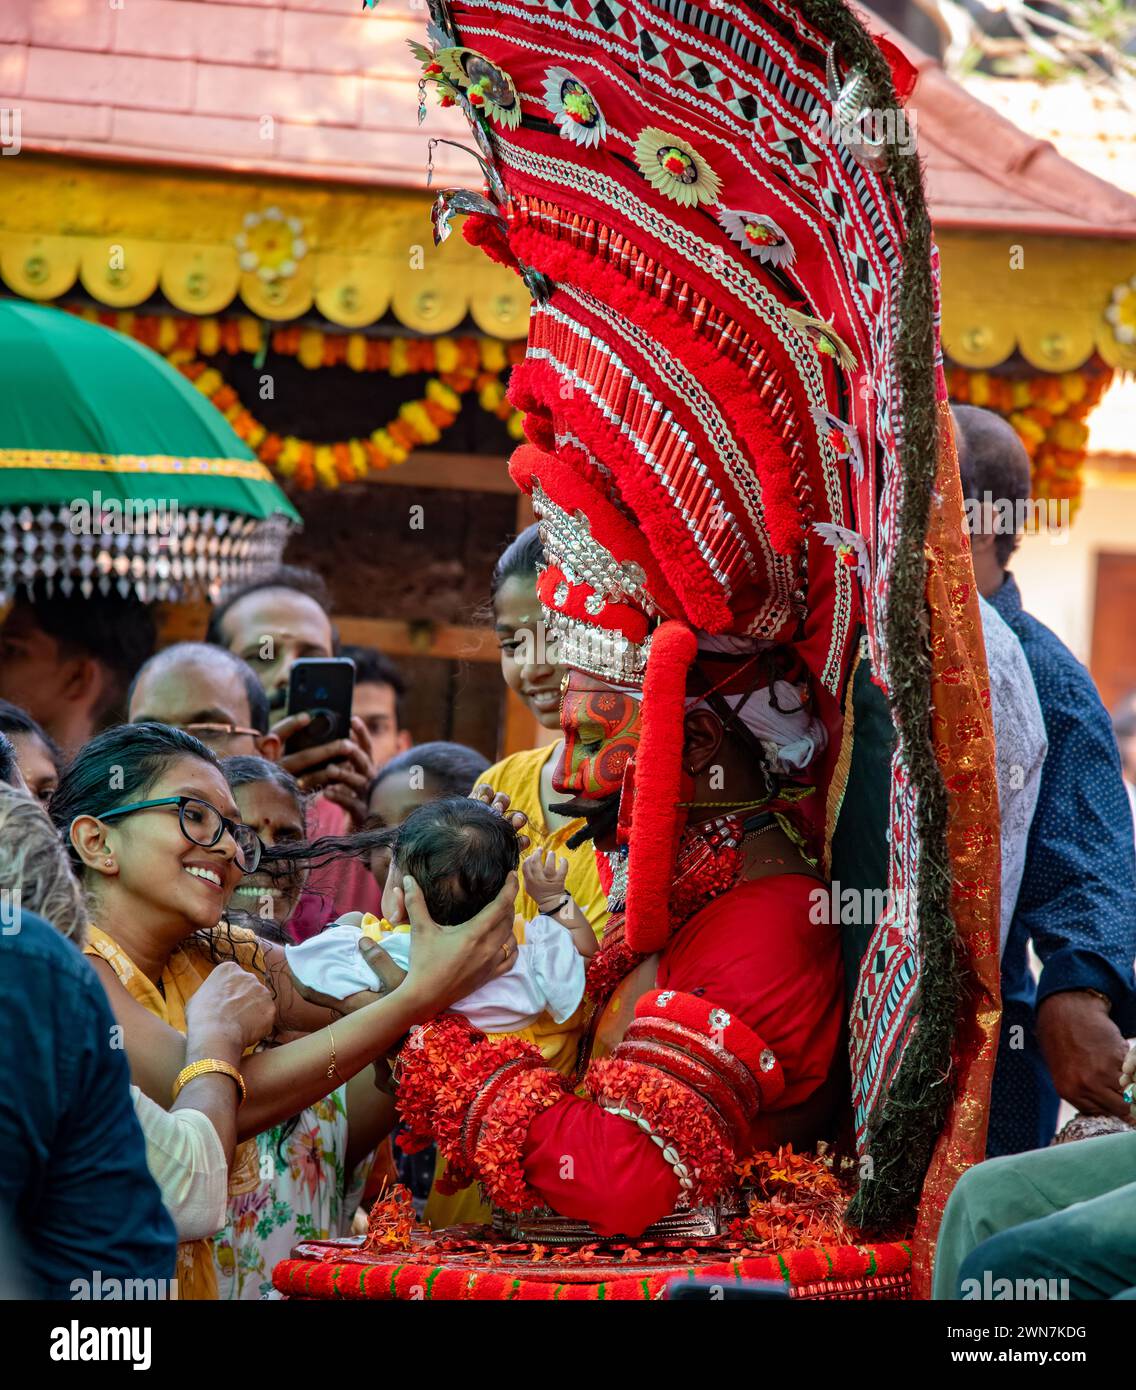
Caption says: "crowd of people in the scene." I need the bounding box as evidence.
[1,404,1135,1303]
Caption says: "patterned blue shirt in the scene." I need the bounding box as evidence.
[990,573,1136,1026]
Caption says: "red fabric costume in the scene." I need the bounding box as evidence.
[273,0,1001,1302]
[522,875,844,1235]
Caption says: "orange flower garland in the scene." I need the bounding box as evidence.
[947,362,1113,521]
[65,307,527,490]
[177,341,526,490]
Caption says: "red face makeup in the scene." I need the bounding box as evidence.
[553,670,643,799]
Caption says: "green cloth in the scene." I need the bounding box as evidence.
[0,301,298,522]
[934,1131,1136,1299]
[829,641,896,1007]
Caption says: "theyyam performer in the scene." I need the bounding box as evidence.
[275,0,1001,1301]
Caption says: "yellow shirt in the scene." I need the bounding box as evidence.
[424,743,609,1229]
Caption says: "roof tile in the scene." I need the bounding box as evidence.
[23,48,193,113]
[112,0,281,65]
[30,0,112,52]
[0,43,28,97]
[110,106,267,160]
[0,1,32,46]
[280,8,385,76]
[17,96,112,142]
[195,62,360,125]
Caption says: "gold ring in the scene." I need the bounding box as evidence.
[502,941,512,960]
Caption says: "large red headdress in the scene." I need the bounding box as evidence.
[419,0,999,1247]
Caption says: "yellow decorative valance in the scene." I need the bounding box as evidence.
[938,234,1136,373]
[0,154,530,339]
[3,155,1133,371]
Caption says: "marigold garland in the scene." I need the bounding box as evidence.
[947,360,1113,521]
[394,1013,565,1209]
[66,307,527,490]
[177,349,525,490]
[71,305,523,377]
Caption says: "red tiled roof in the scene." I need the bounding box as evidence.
[0,0,472,185]
[866,9,1136,237]
[1,0,1134,236]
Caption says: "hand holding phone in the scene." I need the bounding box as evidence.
[283,658,356,757]
[276,659,375,826]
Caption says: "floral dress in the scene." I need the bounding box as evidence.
[213,1086,370,1300]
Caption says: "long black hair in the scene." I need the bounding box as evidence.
[260,797,519,925]
[50,722,251,965]
[489,522,545,602]
[51,722,221,870]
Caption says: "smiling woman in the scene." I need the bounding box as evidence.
[48,721,519,1299]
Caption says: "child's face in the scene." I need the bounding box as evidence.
[381,856,408,926]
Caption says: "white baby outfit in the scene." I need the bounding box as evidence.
[285,912,586,1032]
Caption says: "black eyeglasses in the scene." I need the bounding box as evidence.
[97,796,263,873]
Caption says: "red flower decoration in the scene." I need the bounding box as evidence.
[393,1013,564,1208]
[462,213,522,274]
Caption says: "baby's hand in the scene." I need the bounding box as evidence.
[522,849,570,912]
[1119,1043,1136,1117]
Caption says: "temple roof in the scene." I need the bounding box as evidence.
[0,0,472,187]
[0,0,1133,369]
[868,11,1136,238]
[2,0,1134,237]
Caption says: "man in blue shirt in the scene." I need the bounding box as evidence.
[954,405,1136,1155]
[0,909,177,1298]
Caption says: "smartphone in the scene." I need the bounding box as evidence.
[284,657,356,762]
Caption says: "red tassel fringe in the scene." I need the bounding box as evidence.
[624,620,699,952]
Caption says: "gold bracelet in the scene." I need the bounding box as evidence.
[172,1058,246,1106]
[326,1024,346,1088]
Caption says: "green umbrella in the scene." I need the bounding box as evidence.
[0,299,300,600]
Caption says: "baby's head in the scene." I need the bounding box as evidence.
[382,796,520,927]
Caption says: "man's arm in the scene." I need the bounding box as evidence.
[1015,659,1136,1116]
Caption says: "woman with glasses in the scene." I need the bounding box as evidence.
[50,722,518,1299]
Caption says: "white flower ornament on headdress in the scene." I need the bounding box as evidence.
[543,68,606,149]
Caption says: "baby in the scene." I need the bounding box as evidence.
[286,797,596,1032]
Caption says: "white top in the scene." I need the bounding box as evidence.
[131,1086,229,1243]
[979,596,1048,956]
[286,915,586,1033]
